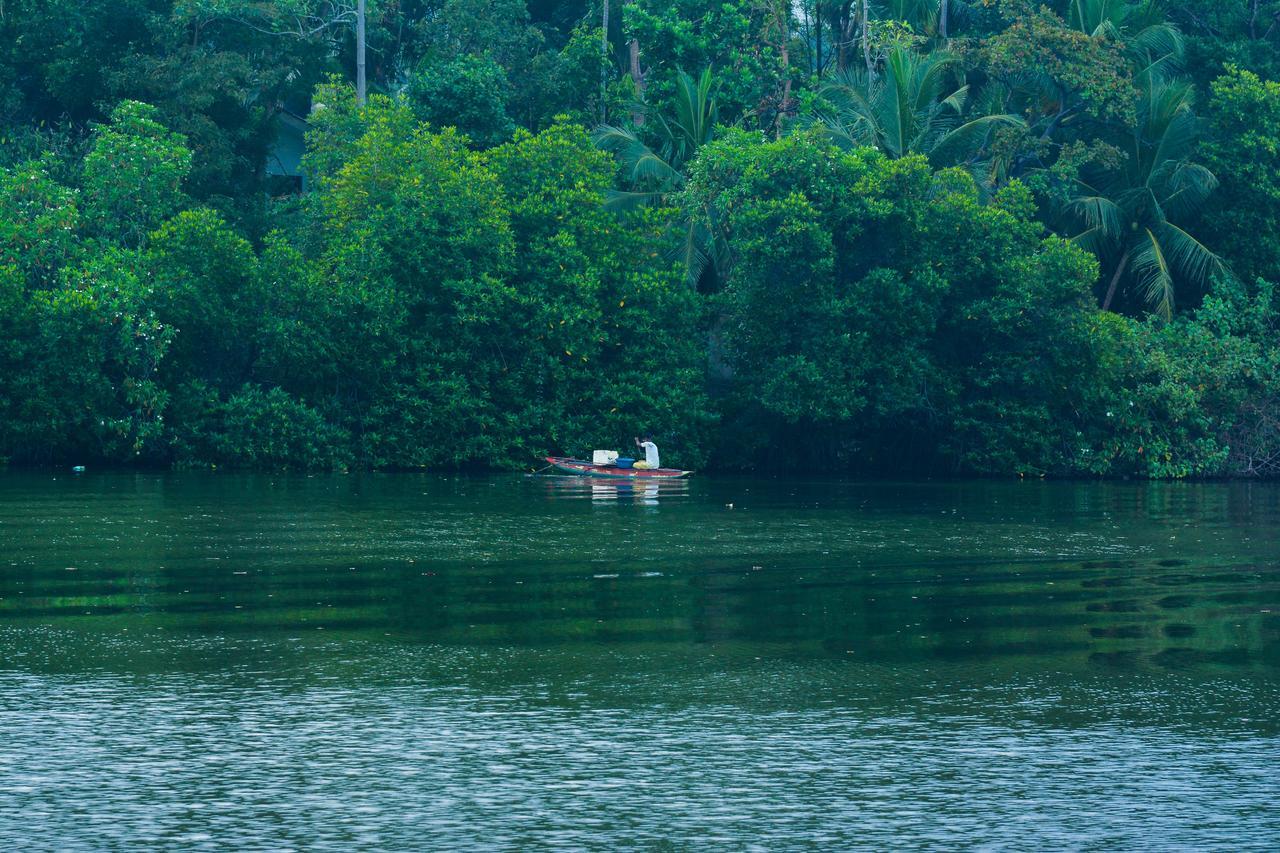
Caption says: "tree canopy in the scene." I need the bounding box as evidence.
[2,0,1279,477]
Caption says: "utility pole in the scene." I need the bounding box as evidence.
[356,0,367,105]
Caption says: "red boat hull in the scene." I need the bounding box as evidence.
[545,456,692,479]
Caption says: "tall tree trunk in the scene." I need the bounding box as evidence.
[1101,250,1131,312]
[861,0,873,76]
[837,1,856,72]
[629,44,644,125]
[623,1,643,125]
[778,2,792,135]
[356,0,367,105]
[815,2,822,78]
[600,0,610,124]
[939,0,949,40]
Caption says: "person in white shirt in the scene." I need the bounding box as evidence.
[632,436,661,470]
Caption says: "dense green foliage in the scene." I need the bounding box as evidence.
[2,1,1279,477]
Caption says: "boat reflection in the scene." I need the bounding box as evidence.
[537,475,690,504]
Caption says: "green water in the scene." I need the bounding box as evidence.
[1,473,1277,848]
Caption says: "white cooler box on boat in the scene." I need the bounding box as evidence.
[592,450,620,465]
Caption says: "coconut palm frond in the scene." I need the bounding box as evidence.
[591,125,656,181]
[1160,162,1217,220]
[912,50,962,110]
[670,67,720,152]
[1129,23,1184,67]
[1157,221,1226,291]
[1072,224,1117,258]
[1130,227,1176,321]
[671,218,713,288]
[602,188,666,213]
[1067,194,1124,240]
[1094,19,1123,41]
[814,69,882,150]
[812,46,1008,173]
[630,150,685,188]
[591,124,645,157]
[1140,79,1197,186]
[815,113,880,151]
[939,84,970,116]
[930,113,1026,167]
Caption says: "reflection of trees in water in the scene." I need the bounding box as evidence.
[5,474,1276,674]
[1082,559,1277,669]
[6,553,1274,671]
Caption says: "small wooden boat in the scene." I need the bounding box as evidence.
[545,456,693,479]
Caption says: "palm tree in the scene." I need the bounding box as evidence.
[810,47,1024,168]
[1065,0,1184,81]
[592,68,718,205]
[592,68,725,287]
[1065,77,1225,319]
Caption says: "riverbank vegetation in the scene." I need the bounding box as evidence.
[2,1,1279,477]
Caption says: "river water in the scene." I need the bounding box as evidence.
[1,472,1277,849]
